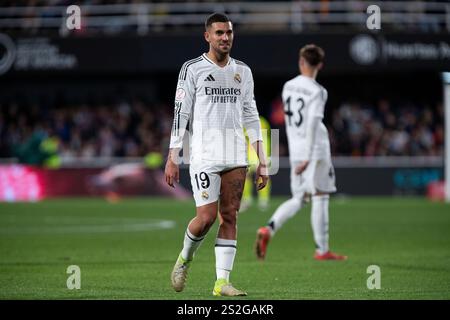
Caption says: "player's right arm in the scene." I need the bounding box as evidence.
[165,62,196,187]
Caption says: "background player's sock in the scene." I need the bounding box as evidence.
[215,238,237,281]
[267,197,302,236]
[311,194,330,254]
[181,227,205,261]
[241,174,253,212]
[257,179,271,211]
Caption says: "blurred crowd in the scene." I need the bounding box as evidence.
[0,97,444,164]
[329,99,444,157]
[0,99,173,163]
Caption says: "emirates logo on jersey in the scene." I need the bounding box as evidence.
[205,86,240,104]
[234,73,241,84]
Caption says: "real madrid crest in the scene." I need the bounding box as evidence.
[201,191,209,200]
[234,73,241,84]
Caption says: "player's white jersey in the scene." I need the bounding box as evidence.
[169,54,262,167]
[282,75,330,161]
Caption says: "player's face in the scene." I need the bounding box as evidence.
[205,22,234,55]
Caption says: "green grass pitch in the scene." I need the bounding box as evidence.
[0,197,449,299]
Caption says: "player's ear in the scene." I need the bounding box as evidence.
[299,57,304,70]
[204,30,210,43]
[317,62,323,71]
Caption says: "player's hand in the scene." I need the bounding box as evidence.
[255,164,269,191]
[164,157,179,188]
[295,160,309,175]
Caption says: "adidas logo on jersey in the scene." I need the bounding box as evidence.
[204,74,215,81]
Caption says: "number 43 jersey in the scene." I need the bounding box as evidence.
[282,75,331,162]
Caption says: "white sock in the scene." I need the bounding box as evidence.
[180,227,205,261]
[215,238,237,282]
[267,197,302,236]
[311,194,330,254]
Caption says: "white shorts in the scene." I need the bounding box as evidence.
[189,162,247,207]
[290,158,337,198]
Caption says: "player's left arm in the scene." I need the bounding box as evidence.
[252,140,269,190]
[295,89,327,175]
[242,68,269,190]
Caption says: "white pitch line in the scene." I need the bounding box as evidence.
[0,218,176,235]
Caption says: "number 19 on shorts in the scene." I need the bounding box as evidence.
[194,172,210,190]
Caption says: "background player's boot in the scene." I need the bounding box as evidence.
[213,279,247,297]
[255,226,271,260]
[171,254,191,292]
[314,251,348,261]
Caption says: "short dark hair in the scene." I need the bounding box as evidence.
[205,13,231,30]
[300,44,325,66]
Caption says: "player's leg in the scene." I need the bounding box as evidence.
[213,166,247,296]
[172,201,218,292]
[255,162,304,260]
[310,159,347,261]
[311,192,330,256]
[182,201,218,260]
[171,168,221,292]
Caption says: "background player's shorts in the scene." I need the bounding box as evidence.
[290,158,336,198]
[189,162,247,207]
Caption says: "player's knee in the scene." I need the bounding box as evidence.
[219,214,236,227]
[219,206,237,225]
[312,194,330,201]
[290,196,302,208]
[197,212,217,229]
[204,216,217,229]
[222,203,239,214]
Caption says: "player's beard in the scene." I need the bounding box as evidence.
[214,42,232,57]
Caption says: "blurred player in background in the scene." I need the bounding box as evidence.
[255,44,347,261]
[241,115,271,211]
[165,13,269,296]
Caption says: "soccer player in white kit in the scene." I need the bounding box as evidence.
[165,13,269,296]
[255,44,347,261]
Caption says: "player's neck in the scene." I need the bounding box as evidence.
[300,70,318,80]
[206,51,230,67]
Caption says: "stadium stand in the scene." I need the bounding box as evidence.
[0,96,444,162]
